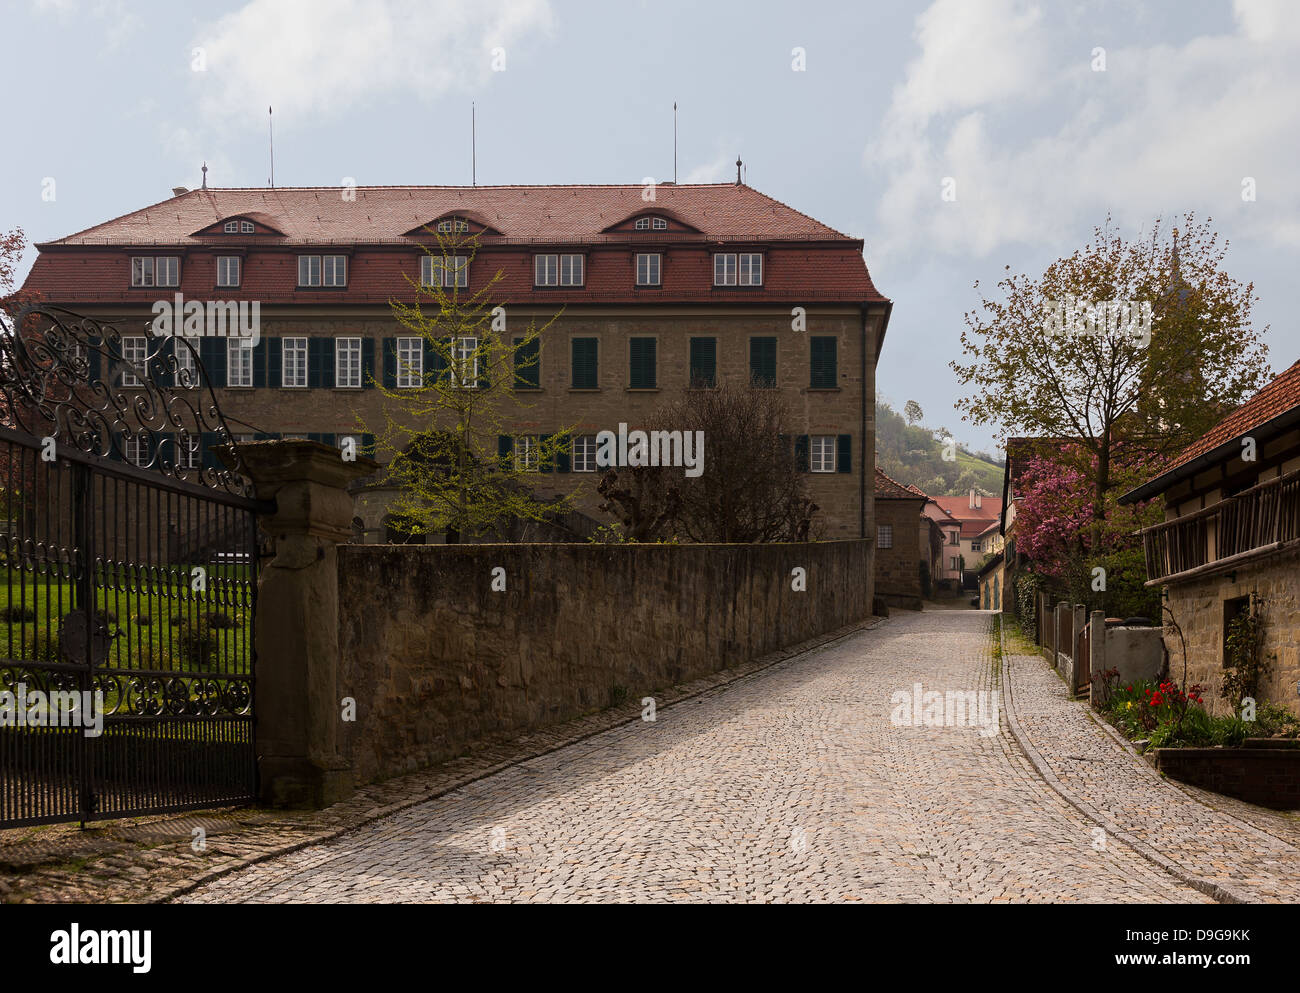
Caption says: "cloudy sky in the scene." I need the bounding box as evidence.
[3,0,1297,454]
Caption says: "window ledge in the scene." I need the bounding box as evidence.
[626,387,660,393]
[569,387,601,393]
[806,387,842,393]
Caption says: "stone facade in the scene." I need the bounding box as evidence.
[1164,547,1300,718]
[874,496,923,609]
[335,539,873,784]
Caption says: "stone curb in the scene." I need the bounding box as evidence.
[145,615,886,904]
[997,619,1252,905]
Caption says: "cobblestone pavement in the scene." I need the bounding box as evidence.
[1003,637,1300,903]
[181,612,1213,904]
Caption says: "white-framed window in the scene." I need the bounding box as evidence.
[131,256,180,287]
[714,253,763,286]
[970,540,982,553]
[396,337,423,388]
[282,337,308,388]
[950,556,960,571]
[120,336,147,387]
[436,218,469,234]
[227,338,253,387]
[421,255,468,288]
[156,257,179,286]
[634,217,667,230]
[534,254,584,287]
[514,435,539,472]
[223,221,239,233]
[877,524,894,550]
[175,433,201,470]
[336,336,361,388]
[216,256,240,287]
[635,253,661,286]
[452,336,478,388]
[174,341,198,388]
[123,433,148,466]
[635,217,650,230]
[572,435,598,473]
[298,255,347,287]
[810,435,836,473]
[240,220,254,234]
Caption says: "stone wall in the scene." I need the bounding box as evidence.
[336,539,872,784]
[1156,744,1300,809]
[1164,547,1300,718]
[873,497,923,609]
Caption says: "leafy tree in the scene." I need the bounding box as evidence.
[360,229,574,542]
[904,399,924,425]
[952,213,1269,526]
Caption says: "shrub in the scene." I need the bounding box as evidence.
[1,604,36,623]
[135,612,151,627]
[206,610,239,629]
[175,617,218,669]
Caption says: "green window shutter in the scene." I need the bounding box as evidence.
[750,337,776,387]
[431,338,449,381]
[629,337,656,389]
[361,337,376,388]
[198,338,221,388]
[795,435,809,473]
[252,337,268,387]
[571,337,598,389]
[361,433,376,458]
[810,336,837,389]
[689,337,717,388]
[319,432,336,447]
[539,433,554,473]
[422,338,437,386]
[556,440,571,473]
[837,434,852,473]
[382,338,397,388]
[201,431,220,469]
[267,336,283,388]
[308,338,334,388]
[514,337,540,389]
[87,348,102,383]
[498,434,513,468]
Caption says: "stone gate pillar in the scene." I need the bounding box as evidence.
[228,440,376,807]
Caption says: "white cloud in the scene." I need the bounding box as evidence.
[193,0,554,123]
[868,0,1300,264]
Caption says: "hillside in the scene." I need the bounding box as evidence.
[876,400,1004,497]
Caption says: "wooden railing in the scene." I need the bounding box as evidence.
[1141,467,1300,583]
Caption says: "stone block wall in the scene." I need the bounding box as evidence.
[336,539,872,784]
[1164,547,1300,718]
[873,497,923,610]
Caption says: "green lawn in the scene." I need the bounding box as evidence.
[0,564,254,676]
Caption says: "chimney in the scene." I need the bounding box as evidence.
[969,488,981,510]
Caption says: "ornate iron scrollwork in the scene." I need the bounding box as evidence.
[0,304,253,497]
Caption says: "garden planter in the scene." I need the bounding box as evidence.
[1154,746,1300,809]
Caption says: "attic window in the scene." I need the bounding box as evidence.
[436,218,469,234]
[634,217,668,231]
[240,220,254,233]
[223,219,255,234]
[223,221,238,233]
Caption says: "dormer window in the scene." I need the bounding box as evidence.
[241,220,254,233]
[222,219,256,234]
[634,217,668,231]
[224,221,238,233]
[436,218,470,234]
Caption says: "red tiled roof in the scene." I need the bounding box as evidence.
[42,184,857,247]
[1163,359,1300,474]
[930,495,1003,523]
[875,467,924,499]
[25,184,887,307]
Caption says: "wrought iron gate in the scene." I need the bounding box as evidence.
[0,307,267,827]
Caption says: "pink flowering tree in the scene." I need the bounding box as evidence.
[1014,445,1162,616]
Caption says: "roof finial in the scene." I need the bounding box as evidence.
[735,156,742,185]
[201,162,208,189]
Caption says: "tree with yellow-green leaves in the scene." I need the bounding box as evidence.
[359,229,574,543]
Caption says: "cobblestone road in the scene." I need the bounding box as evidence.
[182,611,1213,903]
